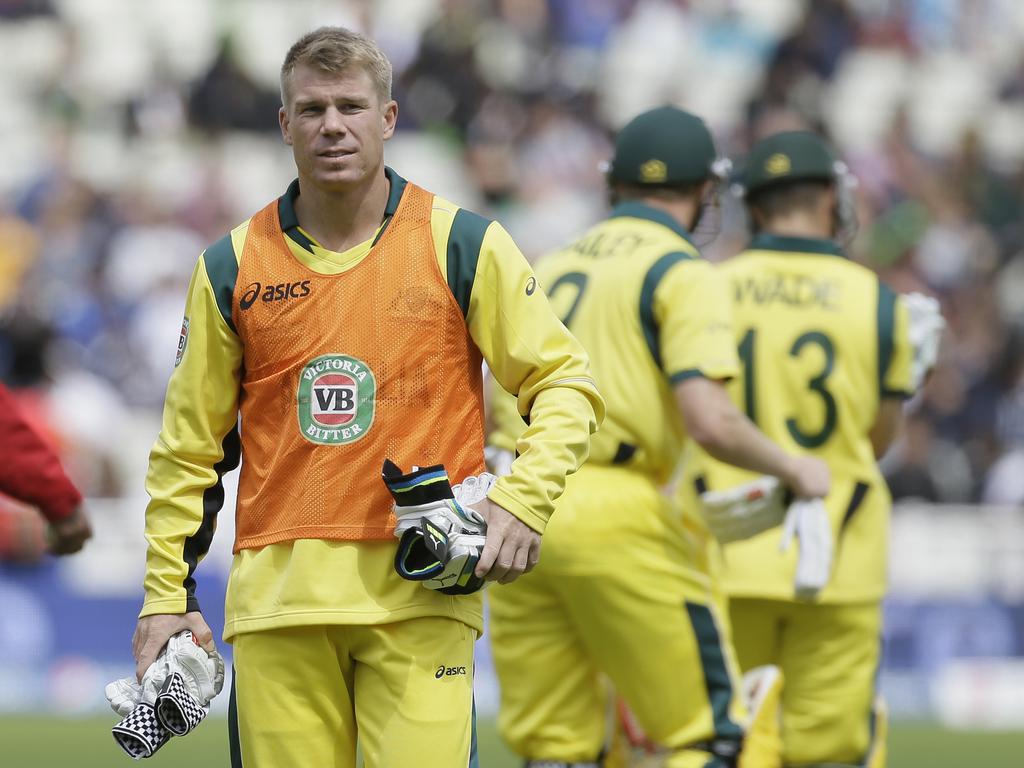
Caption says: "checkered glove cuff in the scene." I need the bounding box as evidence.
[155,671,210,736]
[111,702,169,760]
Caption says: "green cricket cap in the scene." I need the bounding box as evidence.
[606,106,718,187]
[743,131,838,195]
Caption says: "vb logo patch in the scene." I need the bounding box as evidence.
[297,354,376,445]
[174,317,189,367]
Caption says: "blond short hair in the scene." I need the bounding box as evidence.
[280,26,392,106]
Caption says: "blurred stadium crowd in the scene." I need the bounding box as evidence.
[2,0,1024,506]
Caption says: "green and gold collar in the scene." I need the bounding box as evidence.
[748,233,845,258]
[609,201,696,246]
[278,166,408,252]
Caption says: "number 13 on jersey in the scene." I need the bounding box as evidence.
[739,328,837,448]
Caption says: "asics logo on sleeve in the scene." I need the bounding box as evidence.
[239,281,312,310]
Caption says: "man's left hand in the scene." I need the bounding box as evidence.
[471,499,541,584]
[132,612,215,683]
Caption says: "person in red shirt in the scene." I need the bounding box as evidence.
[0,381,92,558]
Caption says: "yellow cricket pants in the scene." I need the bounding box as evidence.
[489,464,746,768]
[229,617,477,767]
[728,598,883,767]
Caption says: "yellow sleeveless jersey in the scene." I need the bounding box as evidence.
[491,201,738,483]
[140,167,603,639]
[679,234,915,603]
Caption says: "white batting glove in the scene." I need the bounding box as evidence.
[904,292,944,391]
[105,677,146,718]
[105,663,166,717]
[779,498,833,600]
[160,630,224,707]
[452,471,498,508]
[109,630,223,757]
[700,476,788,543]
[105,630,224,719]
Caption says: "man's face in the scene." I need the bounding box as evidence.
[279,63,397,191]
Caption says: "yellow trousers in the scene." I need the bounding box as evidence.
[229,617,477,767]
[729,598,883,767]
[489,464,746,767]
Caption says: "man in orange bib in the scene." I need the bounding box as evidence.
[128,27,603,768]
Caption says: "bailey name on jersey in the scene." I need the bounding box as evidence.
[569,230,657,259]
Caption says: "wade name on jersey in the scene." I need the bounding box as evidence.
[732,272,840,311]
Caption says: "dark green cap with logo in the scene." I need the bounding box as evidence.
[606,106,718,187]
[743,131,838,195]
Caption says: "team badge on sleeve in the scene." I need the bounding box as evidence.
[297,354,376,445]
[174,317,189,367]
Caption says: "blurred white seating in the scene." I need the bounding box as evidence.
[890,503,1024,600]
[825,49,911,152]
[67,129,131,191]
[212,131,294,219]
[0,17,65,94]
[55,0,154,100]
[733,0,804,39]
[0,93,45,193]
[386,132,481,209]
[598,0,696,129]
[980,102,1024,170]
[906,52,995,157]
[139,0,218,83]
[230,0,366,90]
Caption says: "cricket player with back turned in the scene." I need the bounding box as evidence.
[679,130,942,768]
[488,106,830,768]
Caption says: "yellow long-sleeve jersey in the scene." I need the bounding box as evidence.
[141,167,603,639]
[490,201,738,483]
[679,234,916,603]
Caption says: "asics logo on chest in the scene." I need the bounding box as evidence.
[239,280,312,310]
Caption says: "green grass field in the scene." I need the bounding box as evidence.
[0,716,1021,767]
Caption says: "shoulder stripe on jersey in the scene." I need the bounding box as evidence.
[640,251,695,372]
[203,233,240,334]
[447,209,492,318]
[182,424,241,612]
[876,279,899,398]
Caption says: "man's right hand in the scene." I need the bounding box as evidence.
[782,455,831,499]
[472,498,542,584]
[132,612,214,683]
[47,505,92,555]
